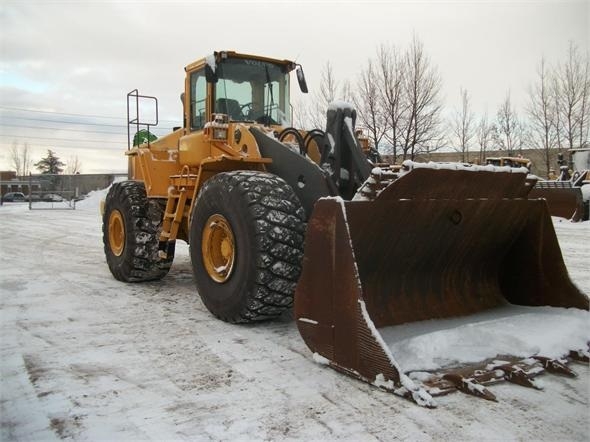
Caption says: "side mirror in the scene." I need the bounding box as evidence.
[205,64,218,83]
[296,65,308,94]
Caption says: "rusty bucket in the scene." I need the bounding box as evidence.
[294,168,588,406]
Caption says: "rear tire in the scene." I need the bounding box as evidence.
[102,181,174,282]
[190,171,306,323]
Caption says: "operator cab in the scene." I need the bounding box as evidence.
[187,51,307,131]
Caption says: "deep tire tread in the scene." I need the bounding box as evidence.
[103,181,173,282]
[192,171,305,323]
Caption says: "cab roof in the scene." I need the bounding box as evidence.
[185,51,297,73]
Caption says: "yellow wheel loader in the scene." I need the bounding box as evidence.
[530,150,590,222]
[103,51,589,407]
[485,155,588,221]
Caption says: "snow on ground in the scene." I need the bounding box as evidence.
[1,197,589,441]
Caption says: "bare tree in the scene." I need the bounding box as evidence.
[66,155,83,174]
[557,42,589,149]
[307,61,339,129]
[494,91,522,155]
[9,142,33,176]
[297,61,354,131]
[578,55,590,147]
[377,44,406,162]
[353,59,386,155]
[551,75,565,150]
[295,36,446,164]
[476,112,493,163]
[9,142,22,175]
[526,58,558,176]
[340,79,354,104]
[451,88,476,162]
[291,96,309,130]
[399,35,445,160]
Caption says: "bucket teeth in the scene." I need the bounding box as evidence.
[497,364,543,390]
[533,356,577,377]
[569,348,590,363]
[422,352,584,400]
[443,373,497,401]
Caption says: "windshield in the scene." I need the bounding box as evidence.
[214,57,291,126]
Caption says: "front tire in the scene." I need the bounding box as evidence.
[102,181,174,282]
[190,171,306,323]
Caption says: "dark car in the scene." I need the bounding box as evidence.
[2,192,26,202]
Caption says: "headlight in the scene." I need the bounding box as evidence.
[213,128,228,140]
[205,113,229,140]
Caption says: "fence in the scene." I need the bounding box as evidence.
[27,174,78,210]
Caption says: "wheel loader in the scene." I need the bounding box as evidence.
[485,155,588,221]
[103,51,589,407]
[529,150,590,221]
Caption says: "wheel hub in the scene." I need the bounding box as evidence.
[108,209,125,257]
[202,214,236,283]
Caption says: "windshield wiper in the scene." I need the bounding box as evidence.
[264,65,275,127]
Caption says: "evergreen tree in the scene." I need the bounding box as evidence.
[34,149,65,174]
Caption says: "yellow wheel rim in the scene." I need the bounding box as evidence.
[202,214,236,283]
[108,209,125,257]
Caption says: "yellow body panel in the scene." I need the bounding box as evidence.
[178,131,210,166]
[128,148,180,197]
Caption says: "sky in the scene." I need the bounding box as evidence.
[0,0,588,174]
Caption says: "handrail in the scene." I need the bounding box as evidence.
[127,89,159,150]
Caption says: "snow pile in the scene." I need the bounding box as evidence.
[327,100,354,111]
[379,305,590,372]
[76,188,109,211]
[76,176,126,211]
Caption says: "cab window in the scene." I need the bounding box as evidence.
[190,70,207,130]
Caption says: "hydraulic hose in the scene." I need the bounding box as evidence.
[278,128,306,155]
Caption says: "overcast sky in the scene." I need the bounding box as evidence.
[1,0,588,173]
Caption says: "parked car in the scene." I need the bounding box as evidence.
[25,194,41,202]
[2,192,26,202]
[42,193,64,202]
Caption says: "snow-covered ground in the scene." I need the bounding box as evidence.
[1,192,589,441]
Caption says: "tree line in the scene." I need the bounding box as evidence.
[9,128,155,176]
[9,144,82,175]
[296,37,589,177]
